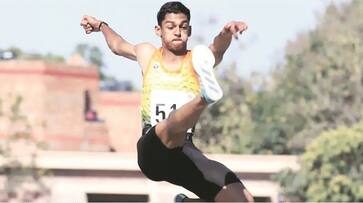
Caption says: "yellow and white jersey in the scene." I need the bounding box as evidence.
[141,48,200,129]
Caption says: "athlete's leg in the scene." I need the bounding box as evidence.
[182,141,254,202]
[215,182,254,202]
[175,193,205,202]
[155,96,207,148]
[155,45,223,148]
[175,185,254,202]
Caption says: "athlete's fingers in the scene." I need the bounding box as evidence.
[223,21,247,39]
[230,24,239,40]
[80,20,87,26]
[81,15,96,26]
[82,15,91,22]
[236,22,247,33]
[230,22,247,38]
[82,25,89,32]
[83,15,92,21]
[235,23,243,32]
[236,24,243,33]
[86,27,93,32]
[80,18,90,27]
[239,25,248,34]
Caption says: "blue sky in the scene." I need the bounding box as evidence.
[0,0,345,89]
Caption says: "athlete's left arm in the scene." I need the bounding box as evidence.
[209,21,248,67]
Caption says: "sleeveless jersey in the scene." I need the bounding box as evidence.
[141,48,200,129]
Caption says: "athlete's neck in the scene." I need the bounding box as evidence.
[161,48,188,67]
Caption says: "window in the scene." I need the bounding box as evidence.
[87,193,149,202]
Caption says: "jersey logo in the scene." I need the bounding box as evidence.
[153,63,159,70]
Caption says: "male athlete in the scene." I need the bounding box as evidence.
[81,1,253,202]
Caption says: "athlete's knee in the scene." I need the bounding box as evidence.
[214,182,254,202]
[202,160,235,186]
[243,188,254,203]
[156,118,177,134]
[155,120,185,148]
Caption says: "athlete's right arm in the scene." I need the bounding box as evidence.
[80,15,138,61]
[81,15,156,73]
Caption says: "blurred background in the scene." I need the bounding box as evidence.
[0,0,362,202]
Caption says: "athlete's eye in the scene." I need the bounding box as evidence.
[181,26,188,30]
[165,24,175,30]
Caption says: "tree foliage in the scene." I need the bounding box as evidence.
[1,47,65,63]
[195,0,363,154]
[195,66,256,153]
[274,122,363,202]
[74,43,107,80]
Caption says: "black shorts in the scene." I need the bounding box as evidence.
[137,126,241,201]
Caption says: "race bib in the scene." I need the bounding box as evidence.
[150,90,196,133]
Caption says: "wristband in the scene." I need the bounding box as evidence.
[98,21,108,30]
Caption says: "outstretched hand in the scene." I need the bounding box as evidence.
[222,21,248,40]
[80,15,102,34]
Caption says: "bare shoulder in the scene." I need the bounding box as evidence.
[135,43,156,60]
[135,42,157,73]
[135,43,156,55]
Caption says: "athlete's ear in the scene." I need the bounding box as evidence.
[155,25,161,37]
[188,25,192,37]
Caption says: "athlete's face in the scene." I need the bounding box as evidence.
[155,13,191,52]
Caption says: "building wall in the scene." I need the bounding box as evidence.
[0,151,299,203]
[0,61,47,139]
[0,60,109,151]
[98,92,141,152]
[40,62,101,150]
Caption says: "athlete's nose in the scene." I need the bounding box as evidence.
[174,27,181,37]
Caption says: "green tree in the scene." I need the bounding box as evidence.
[274,122,363,202]
[74,43,135,90]
[267,0,363,153]
[195,66,256,154]
[2,46,65,62]
[196,0,363,154]
[74,43,107,80]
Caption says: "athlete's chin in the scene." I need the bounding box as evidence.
[168,44,186,52]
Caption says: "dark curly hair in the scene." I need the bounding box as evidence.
[157,1,190,26]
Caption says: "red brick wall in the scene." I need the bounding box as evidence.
[98,92,141,152]
[0,59,141,152]
[0,61,48,140]
[0,60,109,151]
